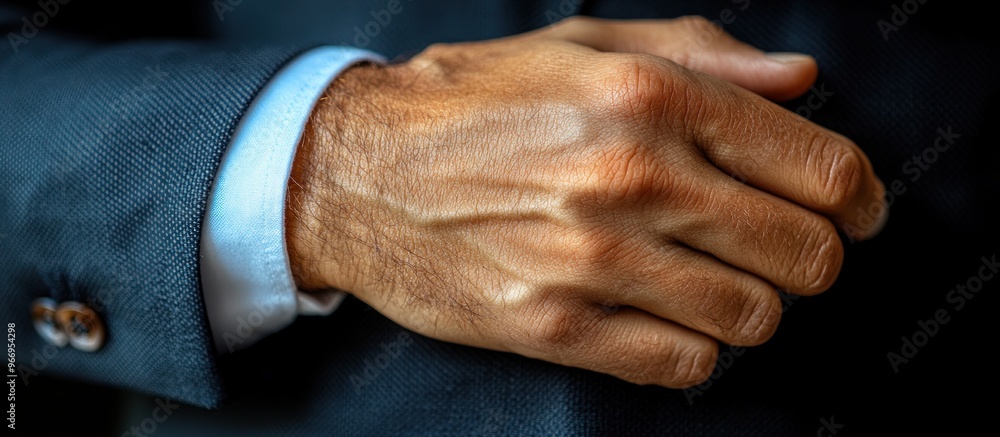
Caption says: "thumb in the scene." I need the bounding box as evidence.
[543,16,818,102]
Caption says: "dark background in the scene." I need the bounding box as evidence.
[6,0,998,434]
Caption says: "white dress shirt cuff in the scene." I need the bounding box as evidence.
[200,47,384,353]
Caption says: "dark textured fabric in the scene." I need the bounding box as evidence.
[0,7,299,407]
[3,0,998,435]
[114,297,800,436]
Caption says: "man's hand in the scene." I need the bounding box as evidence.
[286,17,887,388]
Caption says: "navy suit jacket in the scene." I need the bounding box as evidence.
[2,0,997,435]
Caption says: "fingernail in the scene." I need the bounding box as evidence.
[766,52,814,64]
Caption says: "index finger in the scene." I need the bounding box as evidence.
[680,70,888,241]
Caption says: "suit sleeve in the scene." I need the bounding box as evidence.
[0,4,300,408]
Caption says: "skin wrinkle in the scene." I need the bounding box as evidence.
[745,293,781,343]
[283,18,885,390]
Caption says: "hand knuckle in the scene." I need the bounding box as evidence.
[555,14,592,31]
[796,220,844,294]
[617,330,717,387]
[681,275,741,330]
[614,328,677,385]
[689,277,781,346]
[672,344,718,387]
[597,55,674,120]
[419,42,452,58]
[525,299,597,349]
[734,289,782,346]
[813,137,866,211]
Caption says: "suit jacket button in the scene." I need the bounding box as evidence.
[54,302,105,352]
[31,298,68,347]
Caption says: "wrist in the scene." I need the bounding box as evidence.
[286,63,393,293]
[285,117,331,291]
